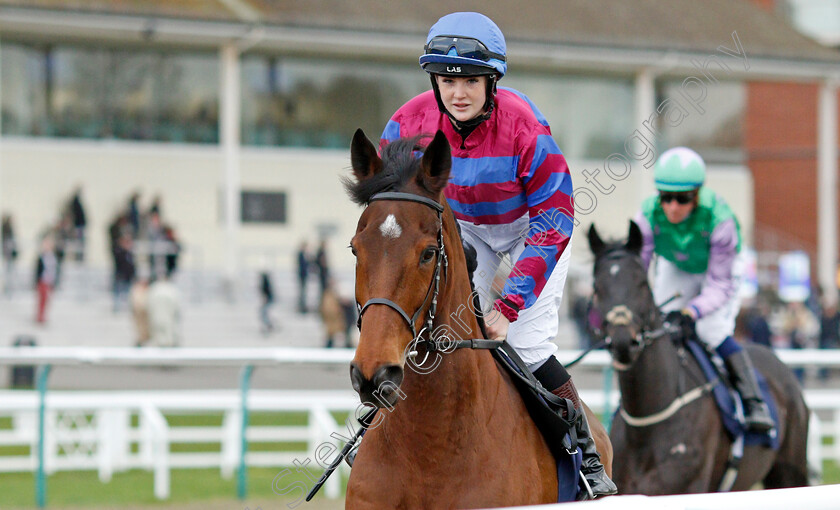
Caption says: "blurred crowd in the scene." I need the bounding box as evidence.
[1,187,358,351]
[1,187,183,347]
[736,289,839,381]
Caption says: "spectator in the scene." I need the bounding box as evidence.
[163,225,181,278]
[744,301,773,348]
[52,217,71,289]
[130,275,151,346]
[781,301,818,382]
[2,214,18,296]
[108,213,131,252]
[782,301,819,349]
[127,191,141,239]
[146,211,166,279]
[34,235,58,324]
[68,186,87,261]
[320,279,347,348]
[314,239,329,301]
[340,291,357,349]
[148,194,162,217]
[296,241,311,314]
[148,273,181,347]
[112,233,136,313]
[818,300,840,381]
[259,270,276,335]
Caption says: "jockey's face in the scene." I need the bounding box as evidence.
[659,190,698,224]
[436,74,488,123]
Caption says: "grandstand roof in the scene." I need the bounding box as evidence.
[1,0,838,72]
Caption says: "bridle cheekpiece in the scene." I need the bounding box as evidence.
[356,191,449,352]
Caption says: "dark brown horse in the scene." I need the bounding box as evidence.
[343,129,611,508]
[587,221,809,494]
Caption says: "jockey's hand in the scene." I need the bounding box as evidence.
[485,312,510,341]
[665,309,696,340]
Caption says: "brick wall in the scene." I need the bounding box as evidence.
[745,80,840,264]
[746,81,819,256]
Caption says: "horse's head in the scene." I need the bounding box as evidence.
[587,221,660,368]
[345,129,452,408]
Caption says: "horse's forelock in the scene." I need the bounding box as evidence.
[594,244,637,272]
[343,136,428,206]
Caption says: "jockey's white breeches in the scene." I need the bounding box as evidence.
[652,254,745,349]
[459,215,571,366]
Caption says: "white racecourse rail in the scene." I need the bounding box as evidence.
[0,346,839,501]
[494,484,840,510]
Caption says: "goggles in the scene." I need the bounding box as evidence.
[424,36,506,63]
[659,191,697,205]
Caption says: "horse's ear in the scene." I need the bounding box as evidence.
[418,130,452,194]
[626,220,643,254]
[588,224,606,256]
[350,128,382,182]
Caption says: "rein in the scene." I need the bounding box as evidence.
[618,378,719,427]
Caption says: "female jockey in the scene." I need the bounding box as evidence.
[633,147,775,433]
[380,12,616,497]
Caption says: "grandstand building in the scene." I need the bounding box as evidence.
[0,0,837,297]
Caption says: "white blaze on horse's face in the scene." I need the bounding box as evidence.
[379,214,402,239]
[610,264,620,276]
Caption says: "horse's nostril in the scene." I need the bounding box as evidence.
[373,364,404,390]
[349,363,365,394]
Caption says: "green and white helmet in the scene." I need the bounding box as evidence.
[654,147,705,192]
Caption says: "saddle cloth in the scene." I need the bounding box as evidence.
[492,344,583,502]
[685,339,780,449]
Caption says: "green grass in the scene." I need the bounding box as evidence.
[822,459,840,483]
[3,409,834,508]
[0,467,338,509]
[0,459,836,509]
[0,411,345,508]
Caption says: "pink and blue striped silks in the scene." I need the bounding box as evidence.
[381,87,574,320]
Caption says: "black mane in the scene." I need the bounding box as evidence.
[343,135,428,205]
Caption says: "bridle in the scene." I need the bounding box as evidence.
[592,248,721,431]
[352,190,576,439]
[355,191,450,352]
[355,191,504,354]
[591,249,675,369]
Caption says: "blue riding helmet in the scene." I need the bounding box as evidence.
[420,12,507,78]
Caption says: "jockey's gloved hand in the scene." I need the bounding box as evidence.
[664,309,696,341]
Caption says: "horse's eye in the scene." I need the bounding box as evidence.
[348,244,357,257]
[420,247,437,264]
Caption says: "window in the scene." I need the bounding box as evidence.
[657,79,745,163]
[1,41,219,143]
[241,56,429,148]
[504,73,635,160]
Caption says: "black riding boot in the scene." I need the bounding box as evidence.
[724,350,775,433]
[552,379,618,499]
[535,357,616,498]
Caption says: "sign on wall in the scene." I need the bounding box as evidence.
[778,251,811,303]
[241,191,287,224]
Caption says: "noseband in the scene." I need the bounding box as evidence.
[356,191,449,351]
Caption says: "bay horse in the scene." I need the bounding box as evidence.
[587,221,809,494]
[343,129,612,508]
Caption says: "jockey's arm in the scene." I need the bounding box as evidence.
[687,218,740,319]
[494,134,573,323]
